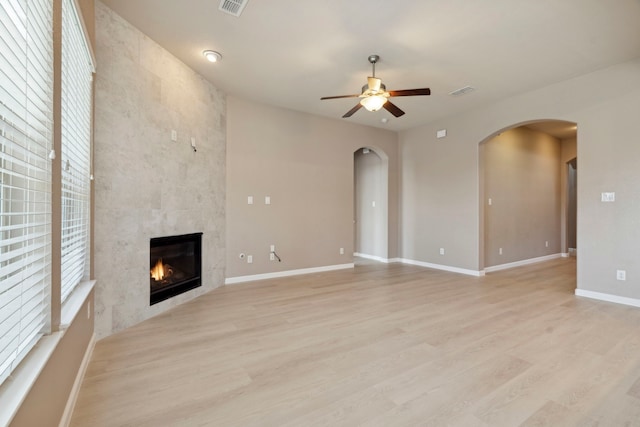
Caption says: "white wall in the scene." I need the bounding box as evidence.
[399,57,640,301]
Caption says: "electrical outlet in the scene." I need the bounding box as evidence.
[340,247,344,255]
[247,255,253,264]
[439,248,445,255]
[270,245,275,252]
[545,241,549,247]
[499,248,503,255]
[270,253,275,261]
[617,270,626,281]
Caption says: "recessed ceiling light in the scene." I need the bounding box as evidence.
[203,50,222,63]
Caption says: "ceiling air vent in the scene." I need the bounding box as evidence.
[449,86,475,97]
[219,0,249,17]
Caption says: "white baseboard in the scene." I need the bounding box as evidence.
[575,289,640,308]
[484,253,562,273]
[225,263,355,285]
[59,333,96,427]
[396,258,485,277]
[353,253,398,264]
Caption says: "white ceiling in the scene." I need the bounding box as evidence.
[100,0,640,132]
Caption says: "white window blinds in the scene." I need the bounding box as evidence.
[0,0,53,385]
[60,0,93,302]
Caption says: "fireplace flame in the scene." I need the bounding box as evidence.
[150,258,166,281]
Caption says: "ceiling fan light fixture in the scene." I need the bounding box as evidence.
[203,50,222,63]
[360,95,387,112]
[320,55,430,118]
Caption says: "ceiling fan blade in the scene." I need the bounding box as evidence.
[383,101,405,117]
[320,94,360,100]
[343,103,363,118]
[387,88,431,97]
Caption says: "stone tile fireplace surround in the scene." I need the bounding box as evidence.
[93,1,226,338]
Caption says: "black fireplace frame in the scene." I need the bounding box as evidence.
[150,232,203,305]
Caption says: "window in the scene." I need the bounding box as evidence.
[0,0,93,387]
[61,0,93,302]
[0,0,53,385]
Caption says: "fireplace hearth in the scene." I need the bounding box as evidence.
[150,233,202,305]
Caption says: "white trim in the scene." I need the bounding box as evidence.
[225,263,355,285]
[575,289,640,308]
[397,258,485,277]
[59,333,95,427]
[484,253,562,273]
[353,253,395,263]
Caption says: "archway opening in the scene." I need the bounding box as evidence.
[479,120,577,272]
[353,147,389,263]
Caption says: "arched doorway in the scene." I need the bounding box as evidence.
[479,120,577,271]
[354,147,389,262]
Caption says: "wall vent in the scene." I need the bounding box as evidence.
[219,0,249,17]
[449,86,475,97]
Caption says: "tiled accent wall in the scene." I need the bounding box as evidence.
[93,2,226,338]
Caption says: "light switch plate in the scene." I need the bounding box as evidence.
[601,192,615,202]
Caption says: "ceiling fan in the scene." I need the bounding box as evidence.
[320,54,431,118]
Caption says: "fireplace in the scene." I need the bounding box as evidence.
[150,233,202,305]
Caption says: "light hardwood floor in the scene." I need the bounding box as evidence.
[70,258,640,426]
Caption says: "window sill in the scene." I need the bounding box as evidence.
[61,280,96,328]
[0,280,95,426]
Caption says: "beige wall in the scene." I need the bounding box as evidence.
[93,2,226,338]
[226,97,398,278]
[482,127,561,267]
[399,57,640,300]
